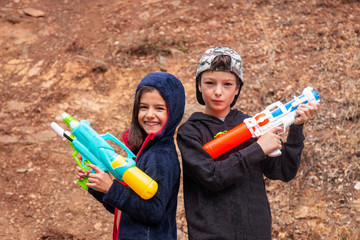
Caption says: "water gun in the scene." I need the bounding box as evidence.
[50,113,158,200]
[203,86,320,159]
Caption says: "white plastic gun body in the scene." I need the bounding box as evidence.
[244,87,320,156]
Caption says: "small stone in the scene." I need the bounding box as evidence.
[23,8,45,18]
[354,182,360,190]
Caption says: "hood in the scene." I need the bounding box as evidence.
[136,72,185,140]
[188,109,249,125]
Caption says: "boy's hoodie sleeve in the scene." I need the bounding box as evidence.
[101,149,179,224]
[261,124,305,181]
[177,124,266,192]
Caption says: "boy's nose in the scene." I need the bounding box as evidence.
[214,85,222,96]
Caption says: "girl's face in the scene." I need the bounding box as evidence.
[138,90,168,135]
[199,71,239,118]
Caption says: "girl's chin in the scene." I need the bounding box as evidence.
[144,126,162,134]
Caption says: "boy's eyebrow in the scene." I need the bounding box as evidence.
[203,77,236,82]
[202,76,215,80]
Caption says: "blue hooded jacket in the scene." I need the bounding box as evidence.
[89,72,185,240]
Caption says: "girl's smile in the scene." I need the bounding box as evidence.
[143,120,161,130]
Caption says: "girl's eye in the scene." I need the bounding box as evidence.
[204,81,214,85]
[157,106,166,111]
[140,105,148,110]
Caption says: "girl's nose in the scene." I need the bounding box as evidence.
[146,109,155,118]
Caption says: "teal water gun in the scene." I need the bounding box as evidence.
[51,113,158,200]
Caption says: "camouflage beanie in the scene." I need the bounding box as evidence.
[195,46,243,107]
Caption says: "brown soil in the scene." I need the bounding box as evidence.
[1,0,359,239]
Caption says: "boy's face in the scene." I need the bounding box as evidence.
[199,71,239,118]
[138,90,168,135]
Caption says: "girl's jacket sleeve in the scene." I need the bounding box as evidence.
[260,124,305,182]
[177,123,266,193]
[95,148,179,224]
[88,188,115,214]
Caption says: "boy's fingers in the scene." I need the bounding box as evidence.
[271,126,283,134]
[308,102,318,115]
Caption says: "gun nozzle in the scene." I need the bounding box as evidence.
[61,112,69,120]
[51,122,65,137]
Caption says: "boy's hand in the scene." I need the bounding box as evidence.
[294,102,318,125]
[86,163,113,193]
[257,126,283,156]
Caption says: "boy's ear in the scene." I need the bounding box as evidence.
[198,82,202,92]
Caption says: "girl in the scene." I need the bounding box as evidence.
[176,46,318,240]
[77,72,185,240]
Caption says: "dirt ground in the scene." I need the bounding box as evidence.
[0,0,359,239]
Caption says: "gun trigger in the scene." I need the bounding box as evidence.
[275,124,286,135]
[281,124,286,134]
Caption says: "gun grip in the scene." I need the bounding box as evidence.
[268,149,282,157]
[77,176,89,189]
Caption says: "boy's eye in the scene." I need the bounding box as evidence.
[204,81,214,85]
[224,82,233,87]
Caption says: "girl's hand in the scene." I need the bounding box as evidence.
[86,163,113,193]
[257,126,283,156]
[294,102,318,125]
[75,155,90,181]
[76,165,90,181]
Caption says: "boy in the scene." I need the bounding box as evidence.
[177,46,317,240]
